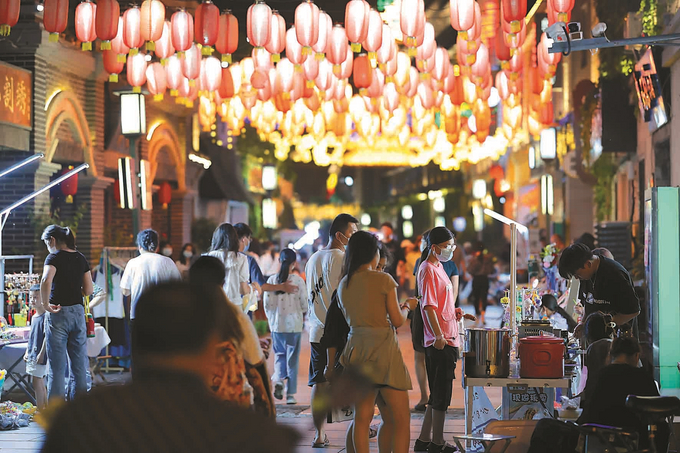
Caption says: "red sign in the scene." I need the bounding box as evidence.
[0,61,31,130]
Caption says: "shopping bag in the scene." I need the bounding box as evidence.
[327,404,354,424]
[242,285,258,313]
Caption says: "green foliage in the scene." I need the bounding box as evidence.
[639,0,660,36]
[595,0,642,79]
[591,154,618,222]
[191,217,218,253]
[254,320,270,336]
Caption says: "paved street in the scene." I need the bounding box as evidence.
[0,324,502,452]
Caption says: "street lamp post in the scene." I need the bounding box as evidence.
[115,90,147,236]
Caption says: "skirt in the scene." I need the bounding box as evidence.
[340,326,412,391]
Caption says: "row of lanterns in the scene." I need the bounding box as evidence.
[0,0,575,166]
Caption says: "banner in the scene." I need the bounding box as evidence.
[0,62,31,130]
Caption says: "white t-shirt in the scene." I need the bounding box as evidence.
[204,250,249,305]
[120,252,181,319]
[264,274,307,333]
[304,248,344,343]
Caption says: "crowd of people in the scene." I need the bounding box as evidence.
[26,213,669,453]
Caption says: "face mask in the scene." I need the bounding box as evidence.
[243,240,250,252]
[162,248,173,257]
[337,232,349,248]
[183,250,193,259]
[435,245,454,263]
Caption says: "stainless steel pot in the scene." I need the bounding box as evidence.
[464,328,511,378]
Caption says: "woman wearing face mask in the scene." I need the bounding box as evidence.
[414,227,474,453]
[159,241,173,259]
[175,243,197,279]
[39,225,93,402]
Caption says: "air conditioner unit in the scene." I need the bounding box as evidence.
[595,221,632,269]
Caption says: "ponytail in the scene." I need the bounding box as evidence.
[41,224,76,249]
[276,249,297,294]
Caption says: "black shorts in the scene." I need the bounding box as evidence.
[308,342,328,386]
[425,345,459,411]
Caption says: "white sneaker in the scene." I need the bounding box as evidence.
[274,381,284,400]
[286,395,297,405]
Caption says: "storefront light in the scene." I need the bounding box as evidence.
[401,205,413,220]
[344,176,354,187]
[361,213,371,226]
[262,164,277,191]
[402,220,414,238]
[188,153,212,169]
[472,179,487,199]
[433,197,446,213]
[488,87,500,108]
[540,128,557,160]
[529,146,536,169]
[119,92,147,137]
[139,159,152,211]
[473,203,484,232]
[541,174,554,215]
[262,198,277,229]
[435,216,446,227]
[453,217,466,232]
[117,157,136,209]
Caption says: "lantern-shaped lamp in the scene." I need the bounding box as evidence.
[111,17,129,62]
[295,0,320,55]
[95,0,119,50]
[60,166,78,203]
[264,11,285,62]
[75,1,97,51]
[103,49,124,82]
[127,52,147,92]
[119,91,146,136]
[353,53,372,91]
[158,181,172,208]
[43,0,69,42]
[182,44,201,82]
[140,0,165,51]
[450,0,476,36]
[217,10,238,63]
[155,21,175,64]
[262,164,277,191]
[123,5,144,55]
[501,0,527,33]
[195,0,219,55]
[146,62,167,101]
[362,9,382,60]
[0,0,20,37]
[313,11,331,58]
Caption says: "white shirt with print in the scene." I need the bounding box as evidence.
[264,274,307,333]
[120,252,181,319]
[304,248,344,343]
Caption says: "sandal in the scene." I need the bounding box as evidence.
[369,424,378,438]
[312,434,330,448]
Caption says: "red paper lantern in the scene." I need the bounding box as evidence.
[155,21,174,63]
[366,68,384,98]
[218,67,235,99]
[200,56,222,92]
[95,0,119,50]
[303,53,319,83]
[549,0,574,23]
[495,25,511,63]
[471,43,489,80]
[126,52,147,92]
[449,0,476,33]
[75,1,97,51]
[540,101,554,125]
[146,62,167,100]
[276,58,295,94]
[286,26,306,66]
[313,11,331,56]
[0,0,19,37]
[501,0,526,33]
[247,1,272,49]
[264,11,284,62]
[252,47,271,72]
[103,49,124,82]
[315,59,333,92]
[345,0,369,52]
[328,24,348,70]
[353,53,372,89]
[165,54,183,96]
[123,5,144,54]
[400,0,424,47]
[60,166,78,203]
[182,44,201,81]
[195,0,219,54]
[216,10,238,63]
[338,46,353,79]
[362,9,382,58]
[170,9,193,53]
[158,181,172,208]
[295,0,320,53]
[140,0,165,50]
[433,47,450,81]
[43,0,69,42]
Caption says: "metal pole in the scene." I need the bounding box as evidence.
[0,153,44,180]
[510,222,518,376]
[549,33,680,54]
[129,137,140,237]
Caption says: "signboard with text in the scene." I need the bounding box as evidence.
[0,62,32,130]
[633,49,668,131]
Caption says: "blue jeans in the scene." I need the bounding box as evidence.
[46,305,88,401]
[271,332,301,395]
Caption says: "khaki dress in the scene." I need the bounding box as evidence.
[337,270,412,391]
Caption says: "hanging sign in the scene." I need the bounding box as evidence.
[0,62,32,130]
[633,48,667,130]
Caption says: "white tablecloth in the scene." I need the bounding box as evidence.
[87,326,111,358]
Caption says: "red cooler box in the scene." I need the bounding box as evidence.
[519,336,564,379]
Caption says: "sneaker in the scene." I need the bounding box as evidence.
[286,394,297,405]
[273,381,284,400]
[414,438,431,452]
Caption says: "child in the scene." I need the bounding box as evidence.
[24,284,48,409]
[263,249,307,405]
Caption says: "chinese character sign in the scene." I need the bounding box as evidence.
[0,62,31,129]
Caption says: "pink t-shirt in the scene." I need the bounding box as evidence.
[418,260,459,348]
